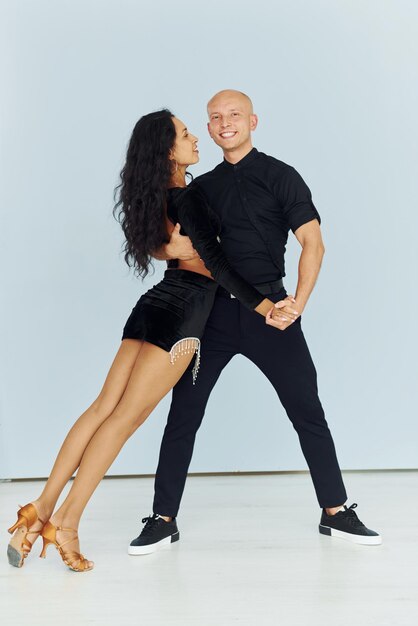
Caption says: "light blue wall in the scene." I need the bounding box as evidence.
[1,0,417,479]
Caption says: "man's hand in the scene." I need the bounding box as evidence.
[265,295,302,331]
[160,223,199,261]
[168,223,199,260]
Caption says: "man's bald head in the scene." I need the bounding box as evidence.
[207,89,254,114]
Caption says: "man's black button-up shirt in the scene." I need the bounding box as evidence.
[193,148,321,284]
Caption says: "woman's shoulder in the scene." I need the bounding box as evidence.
[169,182,205,195]
[167,183,208,209]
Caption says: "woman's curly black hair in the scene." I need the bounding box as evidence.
[113,109,177,278]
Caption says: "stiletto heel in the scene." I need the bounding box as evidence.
[40,521,93,572]
[7,503,45,568]
[39,535,53,559]
[8,517,26,535]
[7,503,36,535]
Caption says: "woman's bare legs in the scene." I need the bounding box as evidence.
[48,341,194,568]
[23,340,143,545]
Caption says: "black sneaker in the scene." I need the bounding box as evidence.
[319,503,382,545]
[128,514,180,555]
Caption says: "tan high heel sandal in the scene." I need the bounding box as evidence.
[7,503,45,568]
[40,520,94,572]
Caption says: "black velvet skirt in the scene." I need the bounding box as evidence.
[122,269,219,383]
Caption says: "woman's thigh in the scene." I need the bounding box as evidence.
[92,339,144,416]
[110,341,196,427]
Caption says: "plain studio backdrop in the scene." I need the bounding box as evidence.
[0,0,417,479]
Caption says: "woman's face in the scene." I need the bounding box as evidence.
[170,117,199,167]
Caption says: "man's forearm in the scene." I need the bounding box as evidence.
[294,242,325,311]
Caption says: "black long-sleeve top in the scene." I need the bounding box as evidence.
[166,186,264,311]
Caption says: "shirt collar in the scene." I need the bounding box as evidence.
[222,147,259,170]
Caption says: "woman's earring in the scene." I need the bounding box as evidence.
[173,160,178,173]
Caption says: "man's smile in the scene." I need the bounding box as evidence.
[219,131,237,139]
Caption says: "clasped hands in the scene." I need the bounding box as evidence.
[265,296,302,331]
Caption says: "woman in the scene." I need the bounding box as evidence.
[7,110,296,572]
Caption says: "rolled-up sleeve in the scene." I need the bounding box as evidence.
[275,166,321,233]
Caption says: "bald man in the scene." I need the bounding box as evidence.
[128,90,381,555]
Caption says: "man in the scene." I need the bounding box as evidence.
[129,90,381,554]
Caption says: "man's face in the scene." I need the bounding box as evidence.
[207,92,258,154]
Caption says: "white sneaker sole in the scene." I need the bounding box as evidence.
[128,532,179,556]
[319,524,382,545]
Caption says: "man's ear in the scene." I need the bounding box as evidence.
[250,114,258,131]
[207,122,213,138]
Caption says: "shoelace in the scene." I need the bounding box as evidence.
[140,514,161,537]
[338,503,366,529]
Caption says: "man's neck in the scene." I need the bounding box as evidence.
[223,144,254,165]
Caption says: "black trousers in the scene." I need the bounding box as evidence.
[153,288,347,516]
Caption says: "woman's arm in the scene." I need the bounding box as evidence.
[176,188,274,316]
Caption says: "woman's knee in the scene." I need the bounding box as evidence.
[89,395,118,422]
[111,403,154,435]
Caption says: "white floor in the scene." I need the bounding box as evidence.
[0,471,417,626]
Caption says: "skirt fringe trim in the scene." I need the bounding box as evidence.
[169,337,201,385]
